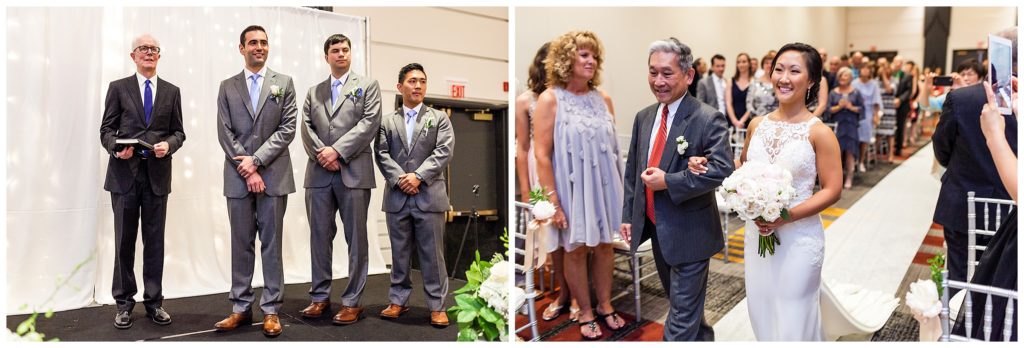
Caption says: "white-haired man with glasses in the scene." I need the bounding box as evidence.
[99,33,186,330]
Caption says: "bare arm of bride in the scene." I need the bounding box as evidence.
[786,122,843,221]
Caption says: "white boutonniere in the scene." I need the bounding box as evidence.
[676,136,688,155]
[425,115,436,129]
[269,85,283,100]
[346,87,363,100]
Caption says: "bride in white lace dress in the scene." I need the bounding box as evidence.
[691,43,842,341]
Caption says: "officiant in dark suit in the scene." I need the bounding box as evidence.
[99,33,186,330]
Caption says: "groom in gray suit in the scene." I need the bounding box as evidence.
[298,34,382,325]
[213,25,296,338]
[374,63,454,327]
[620,38,733,341]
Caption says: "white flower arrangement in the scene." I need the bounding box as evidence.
[531,201,556,221]
[676,136,689,155]
[425,115,436,129]
[717,161,797,257]
[269,85,283,100]
[905,279,942,318]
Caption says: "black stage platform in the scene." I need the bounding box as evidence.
[6,271,463,341]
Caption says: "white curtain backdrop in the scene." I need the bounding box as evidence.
[6,7,390,315]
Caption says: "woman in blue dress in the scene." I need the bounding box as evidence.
[828,67,864,189]
[851,62,882,172]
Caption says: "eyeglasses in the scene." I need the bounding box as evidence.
[134,45,161,54]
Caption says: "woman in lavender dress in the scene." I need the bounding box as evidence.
[533,30,625,340]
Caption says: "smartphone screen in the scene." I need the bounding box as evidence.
[933,76,953,86]
[988,34,1013,114]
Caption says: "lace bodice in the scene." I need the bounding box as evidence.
[747,116,820,205]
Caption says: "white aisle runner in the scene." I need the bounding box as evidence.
[713,143,941,341]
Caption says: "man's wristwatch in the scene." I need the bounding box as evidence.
[252,156,263,167]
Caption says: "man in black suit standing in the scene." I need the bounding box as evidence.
[894,60,915,156]
[932,30,1018,283]
[99,33,185,329]
[620,38,734,341]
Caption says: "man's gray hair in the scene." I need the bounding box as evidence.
[648,37,693,73]
[130,34,160,51]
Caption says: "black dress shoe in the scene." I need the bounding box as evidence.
[114,310,133,329]
[146,307,172,325]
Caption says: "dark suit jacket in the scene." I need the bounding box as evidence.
[622,94,735,265]
[895,74,914,114]
[374,105,454,213]
[932,83,1017,232]
[100,75,186,196]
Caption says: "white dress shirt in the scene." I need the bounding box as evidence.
[713,74,727,114]
[647,93,685,161]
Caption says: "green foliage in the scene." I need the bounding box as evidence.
[528,187,549,204]
[928,252,946,296]
[11,250,95,341]
[446,248,508,341]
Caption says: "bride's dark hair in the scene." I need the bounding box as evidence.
[769,43,823,106]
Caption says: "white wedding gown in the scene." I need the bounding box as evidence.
[743,116,826,341]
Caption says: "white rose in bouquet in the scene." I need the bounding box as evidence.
[717,161,796,257]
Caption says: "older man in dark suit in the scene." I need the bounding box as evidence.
[99,33,185,330]
[621,38,734,341]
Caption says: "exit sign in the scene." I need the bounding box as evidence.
[446,78,468,99]
[450,84,465,98]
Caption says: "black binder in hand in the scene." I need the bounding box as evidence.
[114,138,154,152]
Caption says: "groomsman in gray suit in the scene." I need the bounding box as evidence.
[100,33,184,330]
[374,63,454,327]
[298,34,382,325]
[213,25,296,338]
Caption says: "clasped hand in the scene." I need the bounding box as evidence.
[397,173,422,195]
[316,146,341,171]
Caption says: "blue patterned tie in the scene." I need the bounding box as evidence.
[405,109,417,147]
[331,79,342,107]
[249,73,261,112]
[144,80,153,124]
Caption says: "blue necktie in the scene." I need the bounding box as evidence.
[405,109,417,147]
[331,79,342,107]
[249,73,261,112]
[144,80,153,125]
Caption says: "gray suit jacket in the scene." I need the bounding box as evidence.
[374,105,454,213]
[621,94,734,265]
[300,73,382,189]
[696,75,720,110]
[216,68,297,198]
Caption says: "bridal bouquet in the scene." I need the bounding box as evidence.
[717,161,796,257]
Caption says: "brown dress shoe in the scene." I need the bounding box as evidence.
[262,314,282,337]
[300,301,330,318]
[332,306,364,325]
[214,313,252,331]
[379,304,410,319]
[430,311,450,327]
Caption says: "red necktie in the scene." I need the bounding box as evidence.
[646,105,669,223]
